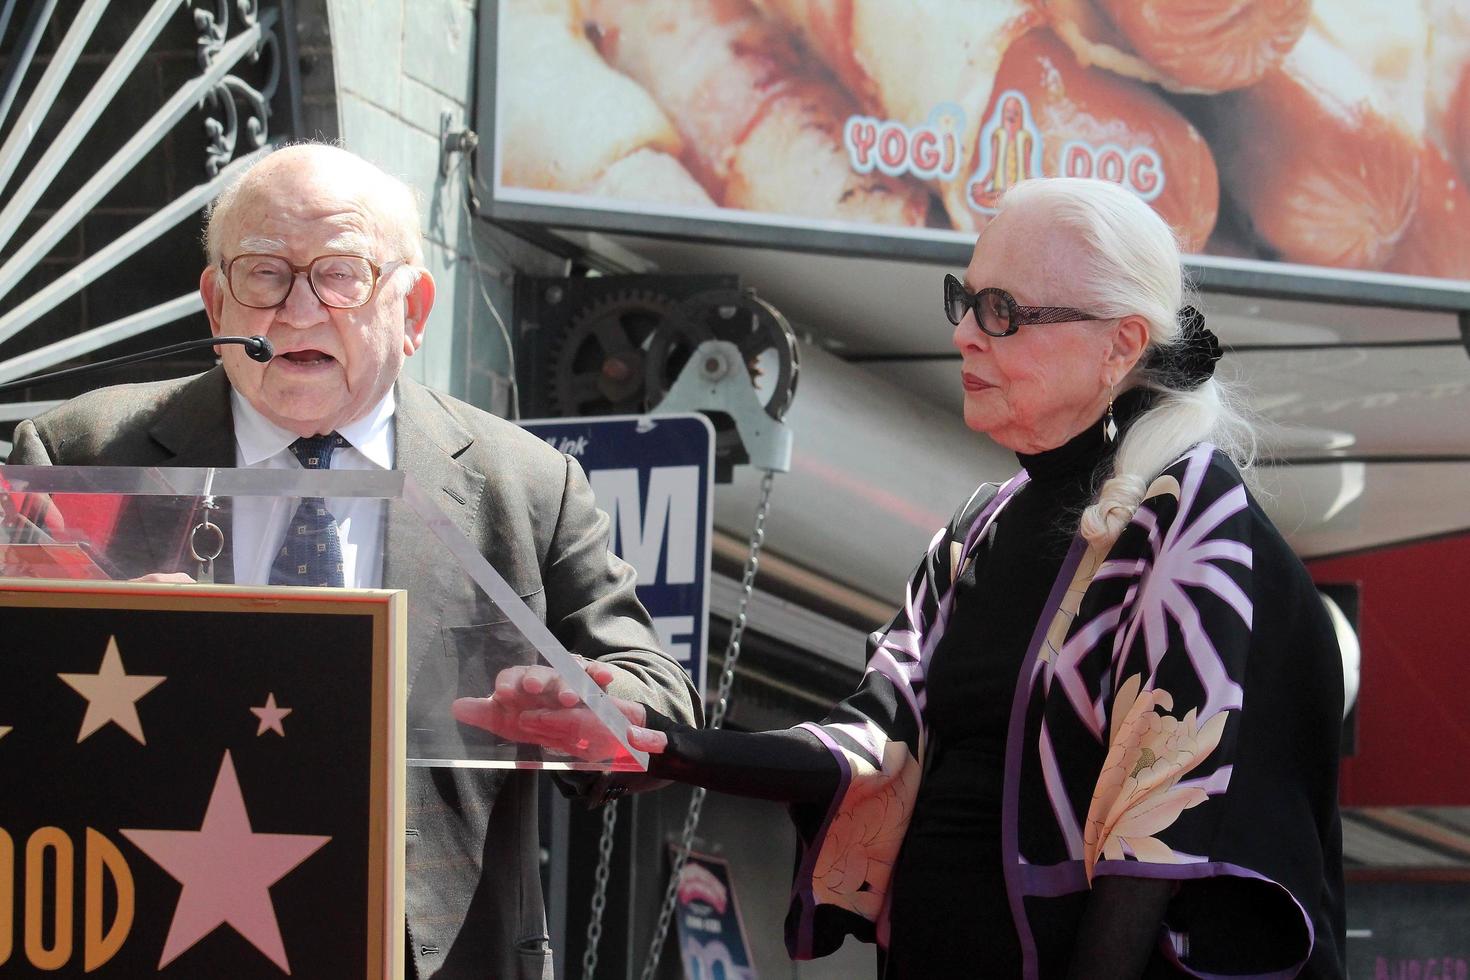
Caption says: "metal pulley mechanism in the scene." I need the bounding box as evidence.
[645,287,799,478]
[644,287,799,420]
[538,278,799,479]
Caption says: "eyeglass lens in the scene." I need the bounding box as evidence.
[944,276,1013,336]
[944,276,968,326]
[230,255,375,309]
[979,291,1012,336]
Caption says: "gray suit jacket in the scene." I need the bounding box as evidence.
[7,367,700,979]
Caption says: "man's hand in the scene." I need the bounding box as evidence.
[452,657,668,760]
[130,572,196,584]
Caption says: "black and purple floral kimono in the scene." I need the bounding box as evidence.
[785,445,1346,978]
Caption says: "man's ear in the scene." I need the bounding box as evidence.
[1106,313,1151,385]
[199,266,227,353]
[402,268,436,356]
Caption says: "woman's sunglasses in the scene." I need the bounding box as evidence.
[943,274,1104,337]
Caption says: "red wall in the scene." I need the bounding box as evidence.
[1310,534,1470,806]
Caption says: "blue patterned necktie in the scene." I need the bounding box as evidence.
[269,433,348,588]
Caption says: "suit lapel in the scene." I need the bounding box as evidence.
[138,369,239,582]
[147,367,236,466]
[383,379,486,691]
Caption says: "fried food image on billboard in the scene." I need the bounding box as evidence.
[580,0,933,226]
[1191,27,1421,270]
[497,0,715,206]
[1043,0,1312,93]
[1384,144,1470,280]
[959,30,1219,251]
[494,0,1470,283]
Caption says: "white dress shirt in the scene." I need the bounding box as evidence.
[228,388,395,588]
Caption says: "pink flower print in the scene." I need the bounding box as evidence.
[1083,673,1229,880]
[811,737,922,921]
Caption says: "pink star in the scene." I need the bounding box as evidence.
[57,635,165,743]
[121,751,330,972]
[250,693,293,737]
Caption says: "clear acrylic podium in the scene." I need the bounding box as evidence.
[0,464,647,773]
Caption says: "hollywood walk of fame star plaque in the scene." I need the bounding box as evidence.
[0,579,406,977]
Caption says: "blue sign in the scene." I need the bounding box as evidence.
[519,414,714,696]
[673,849,758,980]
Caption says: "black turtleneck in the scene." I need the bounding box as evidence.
[910,396,1120,837]
[885,399,1130,977]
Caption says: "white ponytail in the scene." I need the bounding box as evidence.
[996,178,1258,549]
[1084,380,1258,549]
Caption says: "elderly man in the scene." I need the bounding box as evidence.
[6,144,699,978]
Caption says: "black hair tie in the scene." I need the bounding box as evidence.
[1147,305,1221,390]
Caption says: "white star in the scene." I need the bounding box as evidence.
[122,751,330,971]
[250,693,293,737]
[57,636,166,744]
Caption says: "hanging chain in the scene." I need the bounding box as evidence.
[707,469,775,731]
[637,469,776,980]
[580,797,619,980]
[579,469,776,980]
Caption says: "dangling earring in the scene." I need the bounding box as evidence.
[1104,385,1117,444]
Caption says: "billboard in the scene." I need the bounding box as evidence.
[482,0,1470,308]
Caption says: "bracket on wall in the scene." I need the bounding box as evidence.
[439,110,479,178]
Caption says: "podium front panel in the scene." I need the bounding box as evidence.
[0,580,404,977]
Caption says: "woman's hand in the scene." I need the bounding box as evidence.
[451,657,668,760]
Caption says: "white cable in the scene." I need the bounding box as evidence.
[454,153,521,419]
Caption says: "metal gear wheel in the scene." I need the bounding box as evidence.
[643,287,800,421]
[547,289,678,416]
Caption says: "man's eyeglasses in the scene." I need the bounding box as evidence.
[943,273,1105,338]
[221,253,399,310]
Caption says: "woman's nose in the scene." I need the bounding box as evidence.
[952,309,987,353]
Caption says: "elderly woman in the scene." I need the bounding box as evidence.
[462,178,1346,978]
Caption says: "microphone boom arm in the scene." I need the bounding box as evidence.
[0,335,272,396]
